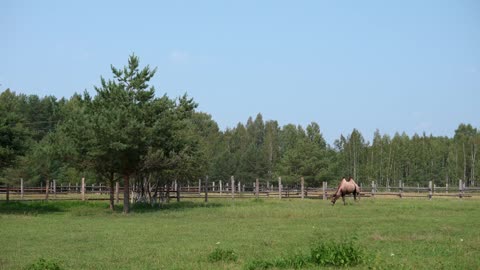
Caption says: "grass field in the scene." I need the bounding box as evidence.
[0,197,479,269]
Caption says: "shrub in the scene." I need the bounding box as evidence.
[244,259,273,270]
[208,247,238,263]
[25,258,62,270]
[310,238,365,267]
[244,238,366,269]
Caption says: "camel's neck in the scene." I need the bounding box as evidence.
[334,182,345,195]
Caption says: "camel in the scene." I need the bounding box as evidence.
[331,177,361,205]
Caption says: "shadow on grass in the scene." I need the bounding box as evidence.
[0,200,113,215]
[130,201,223,213]
[0,200,224,215]
[0,201,64,215]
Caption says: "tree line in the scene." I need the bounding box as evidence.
[1,55,479,212]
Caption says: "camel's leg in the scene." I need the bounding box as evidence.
[342,194,346,205]
[353,191,357,201]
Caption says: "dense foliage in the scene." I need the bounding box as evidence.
[1,56,479,205]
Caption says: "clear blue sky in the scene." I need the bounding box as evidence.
[2,0,479,144]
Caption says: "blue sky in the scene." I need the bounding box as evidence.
[1,0,479,144]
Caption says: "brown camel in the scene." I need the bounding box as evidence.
[331,177,361,205]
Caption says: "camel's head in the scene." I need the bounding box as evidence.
[330,196,337,205]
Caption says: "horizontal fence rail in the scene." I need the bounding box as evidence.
[0,179,478,202]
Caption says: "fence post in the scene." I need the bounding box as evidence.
[81,177,85,201]
[255,178,259,199]
[428,181,433,200]
[53,180,57,199]
[459,180,463,199]
[446,183,449,194]
[45,180,49,201]
[371,181,375,197]
[212,181,215,192]
[300,177,305,199]
[238,181,241,195]
[198,179,202,196]
[322,181,327,200]
[115,181,120,204]
[278,177,282,199]
[398,180,403,198]
[21,178,24,200]
[205,176,208,203]
[220,180,223,195]
[231,176,235,200]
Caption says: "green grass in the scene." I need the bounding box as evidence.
[0,198,479,269]
[244,238,366,269]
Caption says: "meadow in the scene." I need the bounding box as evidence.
[0,197,479,269]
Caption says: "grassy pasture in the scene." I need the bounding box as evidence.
[0,197,479,269]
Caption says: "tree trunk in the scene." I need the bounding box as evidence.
[166,183,170,203]
[204,176,208,203]
[109,180,115,211]
[152,179,160,205]
[353,145,357,180]
[380,143,383,183]
[6,184,9,203]
[147,178,153,205]
[471,142,476,185]
[109,172,115,211]
[45,180,50,201]
[463,142,467,182]
[370,149,374,183]
[123,174,130,214]
[387,145,393,183]
[455,148,459,180]
[176,180,181,202]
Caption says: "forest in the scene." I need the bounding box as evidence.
[1,55,479,212]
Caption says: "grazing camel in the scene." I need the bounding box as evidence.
[331,177,361,205]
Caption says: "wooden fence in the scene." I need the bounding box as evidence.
[1,178,479,202]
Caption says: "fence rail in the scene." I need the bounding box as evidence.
[1,179,478,202]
